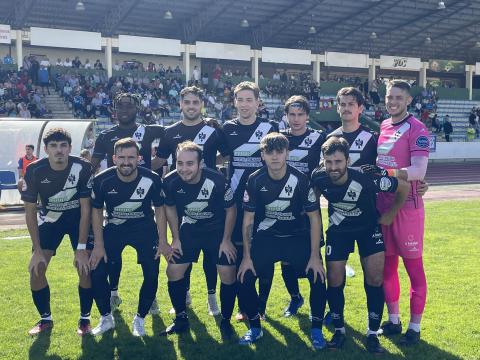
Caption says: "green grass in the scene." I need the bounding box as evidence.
[0,200,479,360]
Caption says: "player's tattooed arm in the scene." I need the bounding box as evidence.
[90,207,107,269]
[25,202,46,277]
[237,211,256,283]
[379,178,409,226]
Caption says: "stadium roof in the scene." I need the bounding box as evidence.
[2,0,480,62]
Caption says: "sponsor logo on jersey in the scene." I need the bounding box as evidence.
[379,177,392,191]
[229,131,238,136]
[173,134,182,139]
[260,186,268,192]
[41,178,51,184]
[177,188,185,194]
[416,135,430,148]
[376,239,384,245]
[108,189,118,194]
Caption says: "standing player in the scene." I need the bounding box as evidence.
[312,137,409,353]
[237,133,327,349]
[18,144,37,178]
[91,92,165,314]
[89,138,167,337]
[22,128,95,336]
[368,80,430,346]
[156,86,230,316]
[278,95,326,317]
[161,141,237,339]
[222,81,278,320]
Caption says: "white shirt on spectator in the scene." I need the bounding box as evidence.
[40,59,50,67]
[56,60,63,66]
[64,60,73,67]
[193,68,201,81]
[84,62,92,69]
[113,64,121,71]
[141,98,150,108]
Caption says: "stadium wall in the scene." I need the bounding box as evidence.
[429,142,480,162]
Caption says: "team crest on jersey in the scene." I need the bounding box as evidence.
[68,174,76,184]
[255,130,263,140]
[136,187,145,197]
[347,190,357,200]
[198,132,206,143]
[201,188,209,197]
[284,184,293,196]
[304,137,313,147]
[135,131,142,138]
[243,190,249,202]
[379,177,392,191]
[355,139,364,149]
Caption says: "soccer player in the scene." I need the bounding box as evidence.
[21,128,95,336]
[161,141,237,339]
[368,80,430,346]
[312,136,409,353]
[156,85,230,316]
[91,92,165,314]
[237,133,327,349]
[279,95,326,317]
[89,138,168,336]
[222,81,278,320]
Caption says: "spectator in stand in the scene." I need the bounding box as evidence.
[443,115,453,142]
[202,72,209,87]
[3,54,13,65]
[38,65,50,95]
[30,56,40,85]
[192,66,201,82]
[273,71,281,81]
[174,65,182,74]
[113,60,121,71]
[431,114,440,133]
[213,64,222,89]
[23,56,31,71]
[72,56,82,68]
[94,59,103,70]
[55,58,63,66]
[18,102,31,118]
[40,57,50,68]
[63,57,73,67]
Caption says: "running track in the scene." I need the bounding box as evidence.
[425,162,480,185]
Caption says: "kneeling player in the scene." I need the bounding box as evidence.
[161,141,237,339]
[22,128,96,336]
[311,137,409,353]
[89,138,168,337]
[237,133,327,349]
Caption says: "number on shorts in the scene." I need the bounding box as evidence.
[326,245,332,256]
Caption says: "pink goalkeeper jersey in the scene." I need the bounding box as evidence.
[376,114,430,210]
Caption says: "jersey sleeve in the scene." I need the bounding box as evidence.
[311,167,328,195]
[91,175,105,209]
[78,162,94,198]
[303,179,320,213]
[92,133,107,160]
[223,179,235,208]
[156,132,172,159]
[372,175,399,193]
[243,176,256,212]
[162,175,176,206]
[150,173,165,208]
[409,121,430,157]
[20,165,38,203]
[216,128,230,157]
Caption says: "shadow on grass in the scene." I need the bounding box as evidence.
[28,330,62,360]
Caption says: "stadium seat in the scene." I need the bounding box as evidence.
[0,170,18,190]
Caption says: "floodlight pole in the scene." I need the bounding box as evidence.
[466,65,473,100]
[183,44,191,84]
[251,49,259,85]
[15,30,22,71]
[105,37,112,78]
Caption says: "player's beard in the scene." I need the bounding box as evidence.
[118,165,136,177]
[327,166,347,182]
[182,109,201,122]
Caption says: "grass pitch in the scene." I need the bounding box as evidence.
[0,200,479,360]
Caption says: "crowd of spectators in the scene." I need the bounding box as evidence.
[0,67,52,118]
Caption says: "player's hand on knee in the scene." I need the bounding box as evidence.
[306,255,325,283]
[417,180,429,197]
[379,211,395,226]
[74,249,90,276]
[89,245,107,270]
[219,239,237,265]
[237,257,256,283]
[171,238,183,263]
[29,250,47,277]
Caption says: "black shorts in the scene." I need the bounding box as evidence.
[104,222,158,264]
[174,226,232,266]
[251,235,313,278]
[325,225,385,262]
[38,220,94,255]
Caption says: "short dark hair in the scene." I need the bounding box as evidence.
[113,92,141,110]
[321,136,350,160]
[43,128,72,146]
[336,87,365,107]
[260,132,289,153]
[387,79,411,94]
[284,95,310,115]
[180,86,204,101]
[114,137,140,155]
[26,144,34,150]
[176,140,203,163]
[234,81,260,100]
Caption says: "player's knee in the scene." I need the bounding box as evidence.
[365,272,383,287]
[217,265,236,285]
[166,263,187,281]
[241,269,256,285]
[326,265,345,287]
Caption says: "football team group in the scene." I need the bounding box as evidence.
[21,79,430,353]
